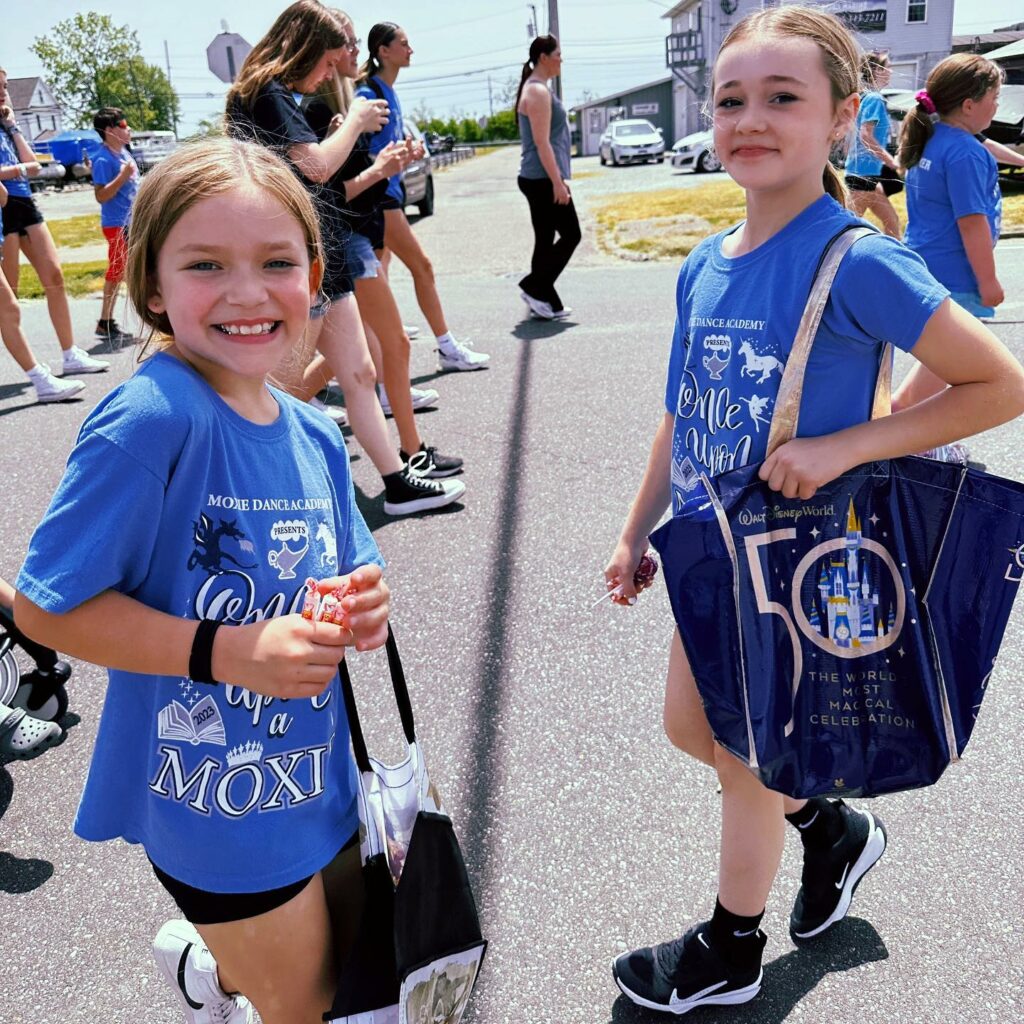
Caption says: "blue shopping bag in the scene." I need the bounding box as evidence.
[650,227,1024,798]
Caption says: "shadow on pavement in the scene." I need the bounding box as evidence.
[460,338,535,880]
[512,318,576,341]
[608,917,889,1024]
[0,768,55,893]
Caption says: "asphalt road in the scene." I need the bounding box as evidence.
[2,148,1024,1023]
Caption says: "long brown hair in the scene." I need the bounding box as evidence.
[126,138,322,343]
[714,7,860,206]
[515,35,559,114]
[859,50,889,91]
[358,22,400,84]
[898,53,1003,171]
[226,0,347,115]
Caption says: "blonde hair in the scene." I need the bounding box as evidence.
[125,138,323,345]
[226,0,347,115]
[714,6,861,206]
[315,10,357,116]
[898,53,1003,171]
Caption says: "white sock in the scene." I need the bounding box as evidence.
[62,347,77,361]
[26,364,47,379]
[435,331,457,351]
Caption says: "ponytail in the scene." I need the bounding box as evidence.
[823,162,848,207]
[514,60,533,114]
[898,52,1003,171]
[515,34,559,114]
[358,21,400,85]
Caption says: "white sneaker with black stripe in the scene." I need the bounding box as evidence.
[153,919,254,1023]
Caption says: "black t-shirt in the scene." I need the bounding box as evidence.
[303,97,388,238]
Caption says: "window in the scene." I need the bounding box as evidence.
[907,0,926,23]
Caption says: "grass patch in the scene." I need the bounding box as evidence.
[596,179,1024,261]
[17,260,107,299]
[46,214,102,249]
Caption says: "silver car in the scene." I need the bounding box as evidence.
[670,130,721,173]
[401,121,435,217]
[599,119,666,166]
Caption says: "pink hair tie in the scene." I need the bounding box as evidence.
[915,89,939,122]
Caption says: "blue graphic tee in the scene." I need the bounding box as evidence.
[0,126,32,198]
[904,124,1002,293]
[846,91,889,177]
[664,194,948,516]
[90,145,138,228]
[355,75,406,203]
[18,353,383,892]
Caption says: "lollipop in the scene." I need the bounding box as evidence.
[593,551,659,607]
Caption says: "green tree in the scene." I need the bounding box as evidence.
[485,109,519,141]
[31,12,179,130]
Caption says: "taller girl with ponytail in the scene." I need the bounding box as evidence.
[607,7,1024,1014]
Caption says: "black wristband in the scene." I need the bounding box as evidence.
[189,619,224,686]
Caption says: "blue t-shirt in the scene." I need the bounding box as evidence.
[355,76,405,203]
[17,353,383,892]
[904,123,1002,293]
[0,126,32,198]
[90,145,138,228]
[665,194,948,516]
[846,91,889,177]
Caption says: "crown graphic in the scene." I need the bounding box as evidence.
[226,740,264,766]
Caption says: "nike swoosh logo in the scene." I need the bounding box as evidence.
[835,863,850,890]
[177,943,205,1011]
[797,810,820,829]
[697,932,710,949]
[733,927,758,938]
[670,979,727,1007]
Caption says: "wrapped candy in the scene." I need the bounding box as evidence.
[592,551,660,607]
[318,590,339,624]
[330,587,347,626]
[301,578,319,620]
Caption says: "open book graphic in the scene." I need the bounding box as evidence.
[158,694,227,746]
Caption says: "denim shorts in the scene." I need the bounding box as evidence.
[345,231,381,281]
[950,291,995,319]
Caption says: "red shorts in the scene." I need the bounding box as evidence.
[102,225,127,282]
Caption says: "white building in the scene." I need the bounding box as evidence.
[7,77,64,145]
[663,0,954,143]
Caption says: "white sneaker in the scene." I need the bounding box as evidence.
[551,307,573,320]
[378,384,440,417]
[521,292,556,320]
[61,346,109,374]
[309,396,348,425]
[153,919,254,1024]
[403,324,420,338]
[30,365,86,404]
[437,338,490,372]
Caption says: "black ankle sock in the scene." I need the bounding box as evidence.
[708,898,764,963]
[785,796,843,848]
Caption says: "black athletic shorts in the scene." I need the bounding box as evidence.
[1,193,45,236]
[149,828,359,925]
[845,165,904,197]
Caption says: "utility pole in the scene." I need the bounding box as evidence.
[487,75,494,117]
[527,4,538,39]
[164,40,179,140]
[547,0,562,100]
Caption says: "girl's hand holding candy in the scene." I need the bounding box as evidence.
[600,546,659,607]
[313,564,390,651]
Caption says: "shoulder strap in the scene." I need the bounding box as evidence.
[765,225,891,456]
[364,77,386,101]
[339,623,417,773]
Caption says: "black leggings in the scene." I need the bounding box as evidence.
[517,175,581,312]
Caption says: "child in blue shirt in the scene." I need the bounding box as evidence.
[604,7,1024,1015]
[901,54,1004,318]
[90,106,139,345]
[14,137,390,1024]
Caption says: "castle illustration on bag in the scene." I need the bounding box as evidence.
[804,499,898,652]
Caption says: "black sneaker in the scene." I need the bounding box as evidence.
[95,320,135,344]
[383,467,466,517]
[790,800,887,942]
[401,445,464,479]
[612,922,764,1015]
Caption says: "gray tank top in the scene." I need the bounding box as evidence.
[518,87,571,181]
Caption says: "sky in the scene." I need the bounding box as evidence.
[2,0,1022,136]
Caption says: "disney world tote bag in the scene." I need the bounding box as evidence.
[328,625,487,1024]
[650,226,1024,798]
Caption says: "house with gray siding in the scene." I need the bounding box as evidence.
[571,77,674,157]
[663,0,955,143]
[6,77,64,145]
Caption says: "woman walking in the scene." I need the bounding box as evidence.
[515,35,580,321]
[225,0,463,516]
[356,22,489,373]
[844,50,902,238]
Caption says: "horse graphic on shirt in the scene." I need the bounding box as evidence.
[187,513,257,574]
[738,340,784,384]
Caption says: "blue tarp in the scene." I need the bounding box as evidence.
[38,130,103,168]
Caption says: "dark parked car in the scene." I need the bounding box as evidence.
[424,130,455,153]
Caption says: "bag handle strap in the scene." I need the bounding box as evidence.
[339,622,417,773]
[765,225,891,457]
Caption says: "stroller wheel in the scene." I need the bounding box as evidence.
[14,661,71,722]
